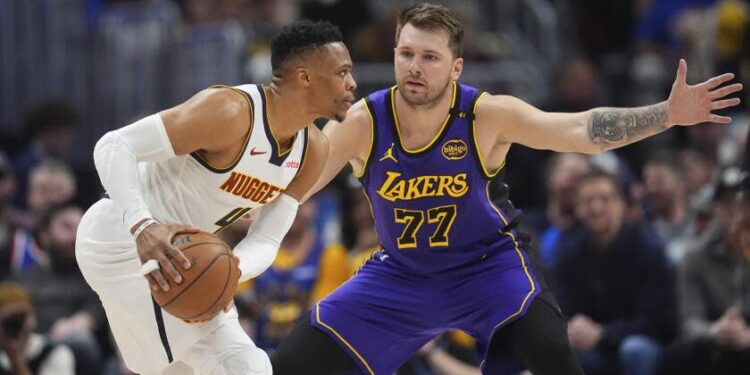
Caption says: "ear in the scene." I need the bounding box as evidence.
[451,58,464,81]
[296,67,312,88]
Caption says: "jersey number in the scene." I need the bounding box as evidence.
[214,207,251,233]
[394,205,457,249]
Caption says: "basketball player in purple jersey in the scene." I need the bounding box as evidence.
[272,3,743,374]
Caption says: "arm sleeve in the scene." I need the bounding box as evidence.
[233,194,299,281]
[93,114,175,229]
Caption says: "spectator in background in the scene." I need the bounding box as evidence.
[642,151,695,265]
[0,152,25,279]
[13,202,105,374]
[26,160,77,220]
[0,282,75,375]
[663,168,750,375]
[681,148,718,211]
[555,169,673,375]
[530,153,591,271]
[12,100,78,209]
[2,159,78,276]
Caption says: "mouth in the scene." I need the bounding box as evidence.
[404,79,425,89]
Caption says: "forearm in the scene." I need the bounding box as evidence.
[586,102,671,152]
[234,194,298,281]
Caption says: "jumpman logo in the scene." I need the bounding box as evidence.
[379,143,398,163]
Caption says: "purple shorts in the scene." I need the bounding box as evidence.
[312,243,541,375]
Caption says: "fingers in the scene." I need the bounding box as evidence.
[710,83,743,100]
[709,114,732,124]
[168,244,192,269]
[149,270,171,292]
[676,59,687,84]
[173,224,201,234]
[711,98,742,110]
[704,72,736,90]
[159,248,184,284]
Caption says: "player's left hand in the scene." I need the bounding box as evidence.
[667,59,743,126]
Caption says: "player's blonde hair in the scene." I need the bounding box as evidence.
[396,3,464,58]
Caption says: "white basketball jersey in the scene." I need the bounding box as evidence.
[135,84,308,233]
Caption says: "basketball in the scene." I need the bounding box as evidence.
[151,231,239,321]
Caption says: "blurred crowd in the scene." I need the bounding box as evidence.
[2,0,750,374]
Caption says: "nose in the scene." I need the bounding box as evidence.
[347,73,357,92]
[408,59,421,77]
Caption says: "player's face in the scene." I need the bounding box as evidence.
[575,178,625,238]
[394,23,463,106]
[309,42,356,122]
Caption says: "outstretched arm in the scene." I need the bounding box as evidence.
[483,60,742,154]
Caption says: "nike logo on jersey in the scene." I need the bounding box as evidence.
[379,143,398,163]
[249,147,267,156]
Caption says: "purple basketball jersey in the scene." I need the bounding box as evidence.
[360,82,521,272]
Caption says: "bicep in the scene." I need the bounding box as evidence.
[482,95,597,154]
[159,88,249,155]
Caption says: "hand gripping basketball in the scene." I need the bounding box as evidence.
[132,220,200,292]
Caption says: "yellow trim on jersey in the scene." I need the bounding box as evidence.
[353,98,376,178]
[315,304,375,375]
[391,82,457,154]
[191,86,254,172]
[485,181,509,227]
[261,85,296,158]
[479,190,537,370]
[471,92,505,178]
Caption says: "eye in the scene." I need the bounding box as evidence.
[400,51,413,58]
[424,55,437,61]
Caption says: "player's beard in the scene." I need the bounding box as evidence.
[398,77,452,107]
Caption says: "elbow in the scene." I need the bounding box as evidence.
[93,132,116,172]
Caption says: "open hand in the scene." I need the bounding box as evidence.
[133,220,200,291]
[667,59,743,126]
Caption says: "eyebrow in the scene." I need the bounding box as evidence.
[397,46,443,55]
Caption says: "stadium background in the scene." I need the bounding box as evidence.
[0,0,748,374]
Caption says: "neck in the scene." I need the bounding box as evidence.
[264,82,316,144]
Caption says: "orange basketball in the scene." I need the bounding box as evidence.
[152,231,239,321]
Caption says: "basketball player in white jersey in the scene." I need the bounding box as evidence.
[75,21,356,375]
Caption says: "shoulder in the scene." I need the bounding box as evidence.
[475,94,529,118]
[321,99,373,146]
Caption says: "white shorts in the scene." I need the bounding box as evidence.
[75,199,271,375]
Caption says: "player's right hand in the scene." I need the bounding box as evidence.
[133,221,200,291]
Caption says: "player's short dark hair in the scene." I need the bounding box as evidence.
[397,3,464,58]
[270,20,343,74]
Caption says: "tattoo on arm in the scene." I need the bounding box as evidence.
[588,103,669,147]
